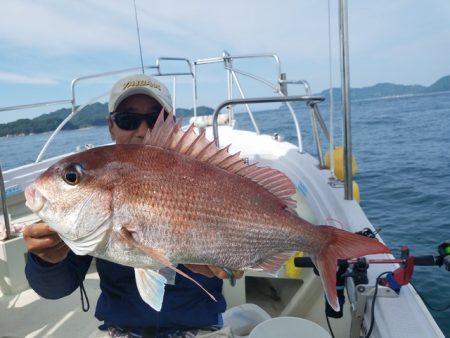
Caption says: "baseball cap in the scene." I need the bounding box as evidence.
[108,74,173,113]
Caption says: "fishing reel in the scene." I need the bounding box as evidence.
[437,240,450,271]
[392,240,450,272]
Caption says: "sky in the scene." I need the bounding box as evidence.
[0,0,449,123]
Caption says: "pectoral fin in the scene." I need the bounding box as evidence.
[121,227,217,303]
[134,268,167,311]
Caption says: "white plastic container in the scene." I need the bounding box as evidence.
[249,317,331,338]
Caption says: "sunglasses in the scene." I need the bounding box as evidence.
[111,111,170,131]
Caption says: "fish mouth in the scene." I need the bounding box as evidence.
[25,184,46,213]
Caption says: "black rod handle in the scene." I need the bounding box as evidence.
[413,255,438,266]
[294,257,315,268]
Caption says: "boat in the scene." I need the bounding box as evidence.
[0,5,447,338]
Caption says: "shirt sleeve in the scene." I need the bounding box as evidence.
[25,251,93,299]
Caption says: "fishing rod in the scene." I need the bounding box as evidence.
[294,242,450,270]
[293,233,450,338]
[295,226,450,271]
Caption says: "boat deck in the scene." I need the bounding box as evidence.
[0,268,105,338]
[0,126,445,338]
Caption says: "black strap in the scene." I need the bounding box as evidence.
[80,282,90,312]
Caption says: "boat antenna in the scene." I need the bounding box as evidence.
[133,0,145,74]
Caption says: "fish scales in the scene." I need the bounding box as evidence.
[110,145,310,269]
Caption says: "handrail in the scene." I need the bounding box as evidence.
[156,57,194,77]
[212,95,325,147]
[0,99,73,113]
[308,102,330,142]
[35,90,109,162]
[194,52,314,151]
[36,59,195,163]
[70,65,160,112]
[223,66,278,92]
[228,69,261,135]
[196,52,283,129]
[195,53,282,77]
[277,97,305,153]
[36,65,160,163]
[221,51,260,135]
[0,163,11,240]
[278,79,330,161]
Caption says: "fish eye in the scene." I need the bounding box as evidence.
[62,163,84,185]
[64,171,79,184]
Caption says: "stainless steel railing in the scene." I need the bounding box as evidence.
[0,163,11,240]
[0,59,195,164]
[212,95,325,150]
[194,52,330,165]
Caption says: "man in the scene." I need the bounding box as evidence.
[23,73,243,338]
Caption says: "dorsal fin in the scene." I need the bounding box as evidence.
[144,110,297,208]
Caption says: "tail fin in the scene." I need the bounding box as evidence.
[312,226,390,311]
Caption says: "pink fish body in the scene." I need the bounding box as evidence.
[25,111,390,311]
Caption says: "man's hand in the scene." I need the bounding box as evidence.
[185,264,244,280]
[22,222,69,264]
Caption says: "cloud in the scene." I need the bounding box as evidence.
[0,72,58,85]
[0,1,331,58]
[0,1,135,55]
[0,0,449,96]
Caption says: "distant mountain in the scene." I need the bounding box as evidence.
[0,103,213,137]
[428,75,450,92]
[0,102,108,137]
[175,106,214,119]
[317,75,450,100]
[1,75,448,137]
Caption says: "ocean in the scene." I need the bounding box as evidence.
[1,91,449,336]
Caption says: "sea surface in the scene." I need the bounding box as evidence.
[1,91,449,336]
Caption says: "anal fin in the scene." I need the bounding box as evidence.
[134,268,166,311]
[253,251,296,275]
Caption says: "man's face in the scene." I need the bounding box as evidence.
[109,94,163,144]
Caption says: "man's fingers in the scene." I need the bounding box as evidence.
[25,233,64,252]
[22,221,69,264]
[206,266,244,279]
[232,270,244,279]
[207,266,229,279]
[37,244,70,264]
[185,264,244,280]
[184,264,216,278]
[23,222,56,239]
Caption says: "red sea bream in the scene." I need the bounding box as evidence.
[25,111,390,311]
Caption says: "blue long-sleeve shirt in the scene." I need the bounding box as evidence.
[25,252,226,331]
